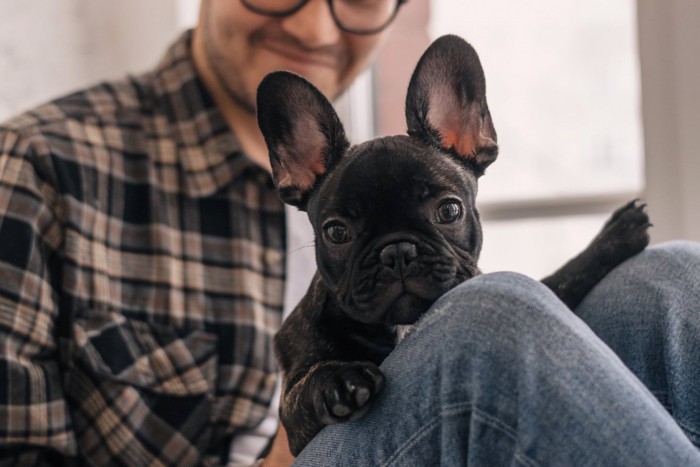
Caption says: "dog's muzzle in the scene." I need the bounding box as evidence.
[379,241,418,273]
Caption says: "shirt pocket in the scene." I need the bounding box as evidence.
[65,309,218,465]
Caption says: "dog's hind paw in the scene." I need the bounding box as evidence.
[313,361,385,426]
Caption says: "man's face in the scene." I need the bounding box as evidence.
[194,0,393,114]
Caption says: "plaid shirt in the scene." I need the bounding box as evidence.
[0,31,292,466]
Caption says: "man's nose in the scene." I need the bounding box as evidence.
[280,0,342,48]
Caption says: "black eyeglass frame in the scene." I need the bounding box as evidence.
[240,0,408,35]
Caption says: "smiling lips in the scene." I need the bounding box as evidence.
[260,39,342,70]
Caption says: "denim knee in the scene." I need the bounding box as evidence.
[575,240,700,403]
[626,240,700,282]
[652,239,700,261]
[576,240,700,330]
[408,271,575,355]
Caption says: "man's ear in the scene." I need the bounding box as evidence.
[257,71,349,209]
[405,34,498,176]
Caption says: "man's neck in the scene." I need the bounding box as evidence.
[221,101,272,172]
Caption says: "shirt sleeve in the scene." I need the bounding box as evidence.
[0,128,77,461]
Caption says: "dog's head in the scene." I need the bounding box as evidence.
[257,35,498,325]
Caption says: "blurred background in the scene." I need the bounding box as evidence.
[1,0,698,279]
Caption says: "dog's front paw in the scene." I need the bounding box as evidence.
[596,199,651,260]
[313,361,385,426]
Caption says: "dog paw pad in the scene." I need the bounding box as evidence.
[314,361,385,425]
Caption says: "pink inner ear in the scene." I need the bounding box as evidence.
[441,128,477,157]
[275,118,327,190]
[429,94,495,159]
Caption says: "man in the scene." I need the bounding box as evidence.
[0,1,396,465]
[1,1,699,467]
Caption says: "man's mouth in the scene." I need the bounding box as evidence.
[260,40,340,70]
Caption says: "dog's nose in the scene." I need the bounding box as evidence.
[380,242,418,270]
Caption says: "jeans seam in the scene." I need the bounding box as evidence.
[471,406,518,440]
[472,406,541,467]
[382,402,540,467]
[381,414,442,467]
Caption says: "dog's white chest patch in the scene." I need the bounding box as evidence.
[393,324,414,343]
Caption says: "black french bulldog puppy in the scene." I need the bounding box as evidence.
[256,34,650,456]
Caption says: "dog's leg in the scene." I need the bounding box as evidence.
[279,359,385,456]
[541,199,651,310]
[274,276,389,455]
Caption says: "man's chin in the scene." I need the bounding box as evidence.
[253,47,342,100]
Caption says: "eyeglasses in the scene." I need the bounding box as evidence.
[240,0,407,35]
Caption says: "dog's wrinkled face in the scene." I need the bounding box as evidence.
[307,136,482,324]
[257,34,498,325]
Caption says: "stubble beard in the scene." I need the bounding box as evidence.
[200,20,356,115]
[205,40,258,116]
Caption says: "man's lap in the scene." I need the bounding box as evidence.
[293,243,700,465]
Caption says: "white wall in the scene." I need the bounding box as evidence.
[0,0,181,121]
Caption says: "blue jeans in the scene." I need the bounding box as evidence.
[293,241,700,466]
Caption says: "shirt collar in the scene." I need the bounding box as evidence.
[150,30,266,197]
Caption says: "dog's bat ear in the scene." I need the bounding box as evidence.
[405,35,498,176]
[257,71,349,209]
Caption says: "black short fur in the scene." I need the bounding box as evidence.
[256,35,650,455]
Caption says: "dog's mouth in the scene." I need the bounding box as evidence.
[348,274,457,325]
[338,235,480,324]
[381,291,435,325]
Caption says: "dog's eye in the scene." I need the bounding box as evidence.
[437,201,462,224]
[324,222,351,244]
